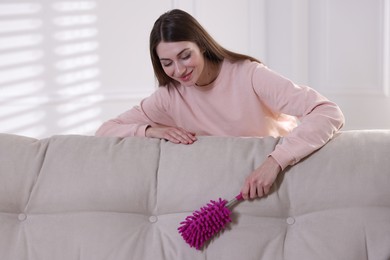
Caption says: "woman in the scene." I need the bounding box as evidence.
[96,9,344,200]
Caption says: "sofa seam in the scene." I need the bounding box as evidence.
[23,138,50,213]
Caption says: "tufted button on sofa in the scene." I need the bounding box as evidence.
[0,130,389,260]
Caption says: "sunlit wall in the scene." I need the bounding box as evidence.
[0,1,105,138]
[1,0,389,138]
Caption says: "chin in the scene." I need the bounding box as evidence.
[180,80,195,87]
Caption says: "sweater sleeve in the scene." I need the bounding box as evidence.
[252,63,345,170]
[95,87,175,137]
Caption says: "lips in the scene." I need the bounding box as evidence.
[180,70,193,82]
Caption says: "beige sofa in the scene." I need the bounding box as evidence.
[1,130,389,260]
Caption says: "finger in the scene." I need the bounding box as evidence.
[263,184,271,195]
[250,181,257,199]
[176,130,197,144]
[163,129,185,144]
[256,184,265,198]
[161,130,180,143]
[240,182,250,200]
[171,131,191,144]
[188,132,197,141]
[165,135,181,144]
[177,128,197,143]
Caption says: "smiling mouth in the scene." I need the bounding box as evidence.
[180,71,193,81]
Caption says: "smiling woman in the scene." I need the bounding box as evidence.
[95,9,344,201]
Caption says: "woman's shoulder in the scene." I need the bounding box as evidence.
[152,83,186,101]
[225,58,264,71]
[223,59,265,79]
[141,84,182,111]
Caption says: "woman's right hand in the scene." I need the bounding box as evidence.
[145,125,197,144]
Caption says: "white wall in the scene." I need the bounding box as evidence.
[0,0,389,138]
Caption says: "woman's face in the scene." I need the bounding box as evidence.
[156,41,205,86]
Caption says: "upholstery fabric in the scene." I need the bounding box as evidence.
[0,130,389,259]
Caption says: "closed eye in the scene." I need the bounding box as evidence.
[161,60,172,67]
[181,51,191,60]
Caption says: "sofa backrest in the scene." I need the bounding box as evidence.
[0,130,389,260]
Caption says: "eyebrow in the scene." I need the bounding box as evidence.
[159,48,190,61]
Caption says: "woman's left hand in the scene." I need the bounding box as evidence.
[240,156,281,199]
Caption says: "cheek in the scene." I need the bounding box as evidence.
[187,55,201,67]
[162,66,174,77]
[191,54,204,69]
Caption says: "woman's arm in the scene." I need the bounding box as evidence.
[95,88,173,137]
[95,87,197,144]
[241,64,344,199]
[95,105,152,137]
[253,64,344,170]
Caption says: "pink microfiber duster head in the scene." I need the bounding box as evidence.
[178,193,243,250]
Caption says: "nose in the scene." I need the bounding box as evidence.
[173,62,185,77]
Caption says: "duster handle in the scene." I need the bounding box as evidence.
[225,193,244,208]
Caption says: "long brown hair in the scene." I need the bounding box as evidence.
[149,9,261,86]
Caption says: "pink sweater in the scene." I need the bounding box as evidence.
[96,60,344,170]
